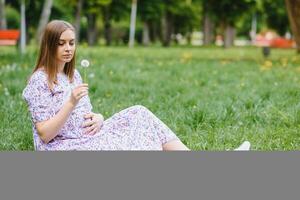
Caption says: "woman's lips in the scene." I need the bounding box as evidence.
[63,55,72,58]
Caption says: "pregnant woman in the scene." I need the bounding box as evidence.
[23,20,250,151]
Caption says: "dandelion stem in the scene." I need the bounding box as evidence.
[84,68,87,83]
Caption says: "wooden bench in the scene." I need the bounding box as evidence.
[0,30,20,46]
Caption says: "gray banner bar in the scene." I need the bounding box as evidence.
[0,152,299,200]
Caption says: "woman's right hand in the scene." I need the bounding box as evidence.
[69,83,89,107]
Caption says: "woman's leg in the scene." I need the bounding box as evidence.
[163,140,251,151]
[117,105,189,150]
[162,139,190,151]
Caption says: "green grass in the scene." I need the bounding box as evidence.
[1,46,300,150]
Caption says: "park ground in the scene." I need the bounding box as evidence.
[1,46,300,150]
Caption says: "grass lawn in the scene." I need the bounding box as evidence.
[1,46,300,150]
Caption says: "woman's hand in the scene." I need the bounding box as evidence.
[69,84,89,106]
[82,112,104,135]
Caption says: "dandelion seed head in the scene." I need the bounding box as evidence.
[81,59,90,68]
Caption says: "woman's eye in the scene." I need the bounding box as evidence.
[58,42,64,46]
[70,42,74,46]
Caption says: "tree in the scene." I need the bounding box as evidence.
[0,0,7,29]
[74,0,83,43]
[262,0,289,36]
[36,0,53,43]
[285,0,300,53]
[129,0,137,47]
[138,0,163,46]
[202,0,215,45]
[20,0,26,54]
[100,0,130,46]
[206,0,256,48]
[161,0,200,47]
[83,0,111,46]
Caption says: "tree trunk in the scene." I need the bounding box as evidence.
[142,21,150,46]
[285,0,300,53]
[0,0,7,29]
[250,13,257,44]
[36,0,53,43]
[74,0,83,43]
[129,0,137,48]
[203,13,214,45]
[20,0,26,54]
[161,12,173,47]
[102,6,112,46]
[87,13,97,46]
[224,24,236,48]
[149,21,158,43]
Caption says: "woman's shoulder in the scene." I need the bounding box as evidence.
[24,69,49,94]
[29,69,48,84]
[23,70,48,101]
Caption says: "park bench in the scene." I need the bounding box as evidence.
[0,30,20,46]
[270,37,295,49]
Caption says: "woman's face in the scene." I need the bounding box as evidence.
[56,29,76,64]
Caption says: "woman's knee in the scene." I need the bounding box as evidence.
[127,105,150,113]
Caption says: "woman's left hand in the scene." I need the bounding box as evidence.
[82,112,104,135]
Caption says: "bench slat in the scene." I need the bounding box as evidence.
[0,40,17,45]
[0,30,20,40]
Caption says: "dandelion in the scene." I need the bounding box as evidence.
[260,60,273,71]
[180,52,192,63]
[88,73,95,79]
[4,87,10,96]
[280,58,288,68]
[221,59,230,65]
[80,59,90,83]
[105,92,111,98]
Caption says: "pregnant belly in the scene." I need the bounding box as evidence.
[57,106,92,139]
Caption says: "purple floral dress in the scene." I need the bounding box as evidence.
[22,69,180,151]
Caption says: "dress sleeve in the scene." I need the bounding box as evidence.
[22,71,55,123]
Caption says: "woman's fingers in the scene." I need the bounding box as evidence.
[84,113,94,119]
[68,84,90,107]
[82,119,94,128]
[88,128,98,136]
[82,113,104,135]
[84,124,98,135]
[75,83,88,89]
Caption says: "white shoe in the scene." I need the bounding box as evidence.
[234,141,251,151]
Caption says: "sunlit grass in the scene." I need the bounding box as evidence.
[1,46,300,150]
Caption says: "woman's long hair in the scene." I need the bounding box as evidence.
[33,20,76,90]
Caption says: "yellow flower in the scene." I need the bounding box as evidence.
[292,56,299,62]
[260,60,273,71]
[221,60,230,65]
[180,52,193,63]
[280,58,288,67]
[295,67,300,72]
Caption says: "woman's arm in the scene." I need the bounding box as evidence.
[36,84,89,144]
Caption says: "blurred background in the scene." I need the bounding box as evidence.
[0,0,298,50]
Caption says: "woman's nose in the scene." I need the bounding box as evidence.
[65,43,71,51]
